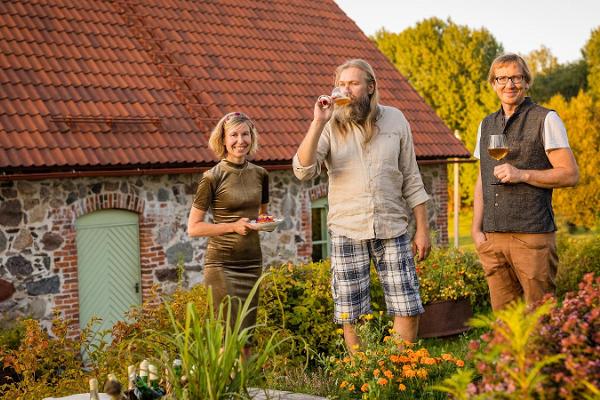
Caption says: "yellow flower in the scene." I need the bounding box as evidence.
[362,314,373,321]
[340,312,350,320]
[336,328,344,335]
[361,383,369,392]
[398,383,406,391]
[377,378,388,386]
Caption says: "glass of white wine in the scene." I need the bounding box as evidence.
[488,134,509,185]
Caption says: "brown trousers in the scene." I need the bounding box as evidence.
[476,232,558,311]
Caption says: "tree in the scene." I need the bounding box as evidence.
[373,18,503,207]
[524,45,558,77]
[528,60,587,103]
[583,27,600,99]
[546,91,600,228]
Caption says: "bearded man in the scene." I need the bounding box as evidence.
[293,59,431,352]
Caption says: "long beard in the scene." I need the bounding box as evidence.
[334,93,371,125]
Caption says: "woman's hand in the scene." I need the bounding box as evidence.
[231,218,254,235]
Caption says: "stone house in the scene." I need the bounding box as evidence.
[0,0,469,335]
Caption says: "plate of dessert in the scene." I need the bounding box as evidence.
[250,214,284,231]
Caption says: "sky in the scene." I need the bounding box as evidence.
[334,0,600,64]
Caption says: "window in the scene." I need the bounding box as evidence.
[311,197,330,261]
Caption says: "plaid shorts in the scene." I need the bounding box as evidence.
[330,233,424,324]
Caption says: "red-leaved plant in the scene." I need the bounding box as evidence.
[537,273,600,399]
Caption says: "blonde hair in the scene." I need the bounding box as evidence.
[208,112,259,159]
[487,53,533,86]
[331,59,380,144]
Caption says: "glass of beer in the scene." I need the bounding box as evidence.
[317,87,351,108]
[488,134,509,185]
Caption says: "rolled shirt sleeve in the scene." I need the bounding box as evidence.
[399,121,430,209]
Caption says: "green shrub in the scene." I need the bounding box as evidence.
[556,234,600,296]
[257,261,389,368]
[416,247,490,312]
[0,312,109,399]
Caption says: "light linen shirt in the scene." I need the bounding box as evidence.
[293,105,430,240]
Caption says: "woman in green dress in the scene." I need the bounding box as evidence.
[187,112,269,357]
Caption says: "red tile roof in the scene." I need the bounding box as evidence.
[0,0,469,173]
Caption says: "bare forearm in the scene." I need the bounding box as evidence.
[188,221,234,237]
[519,167,579,188]
[413,203,429,235]
[297,120,327,166]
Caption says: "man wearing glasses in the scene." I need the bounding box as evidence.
[471,53,579,311]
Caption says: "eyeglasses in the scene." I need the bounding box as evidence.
[494,75,525,86]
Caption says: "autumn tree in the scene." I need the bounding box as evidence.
[584,26,600,99]
[525,45,559,76]
[546,91,600,228]
[373,18,503,207]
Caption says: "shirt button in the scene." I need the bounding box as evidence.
[494,203,499,206]
[495,193,499,197]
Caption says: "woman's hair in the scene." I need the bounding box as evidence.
[487,53,533,86]
[208,112,259,159]
[331,59,380,144]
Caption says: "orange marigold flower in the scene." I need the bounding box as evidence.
[390,355,400,363]
[398,383,406,391]
[403,369,417,378]
[373,368,380,377]
[417,368,428,379]
[361,383,369,393]
[421,357,436,365]
[441,353,453,361]
[377,378,388,386]
[340,381,348,389]
[348,384,355,391]
[383,335,391,342]
[384,370,394,379]
[343,356,351,363]
[378,360,385,367]
[456,359,465,367]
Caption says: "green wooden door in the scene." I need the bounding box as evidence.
[75,209,141,338]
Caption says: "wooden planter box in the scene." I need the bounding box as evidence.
[418,298,473,338]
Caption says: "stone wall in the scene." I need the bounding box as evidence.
[0,163,447,333]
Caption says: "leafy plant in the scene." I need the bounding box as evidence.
[0,311,111,399]
[443,300,564,399]
[325,312,465,400]
[555,234,600,296]
[135,275,286,399]
[416,247,489,310]
[537,273,600,399]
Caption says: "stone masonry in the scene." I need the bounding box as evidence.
[0,164,446,335]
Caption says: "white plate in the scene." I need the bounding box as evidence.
[249,218,284,231]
